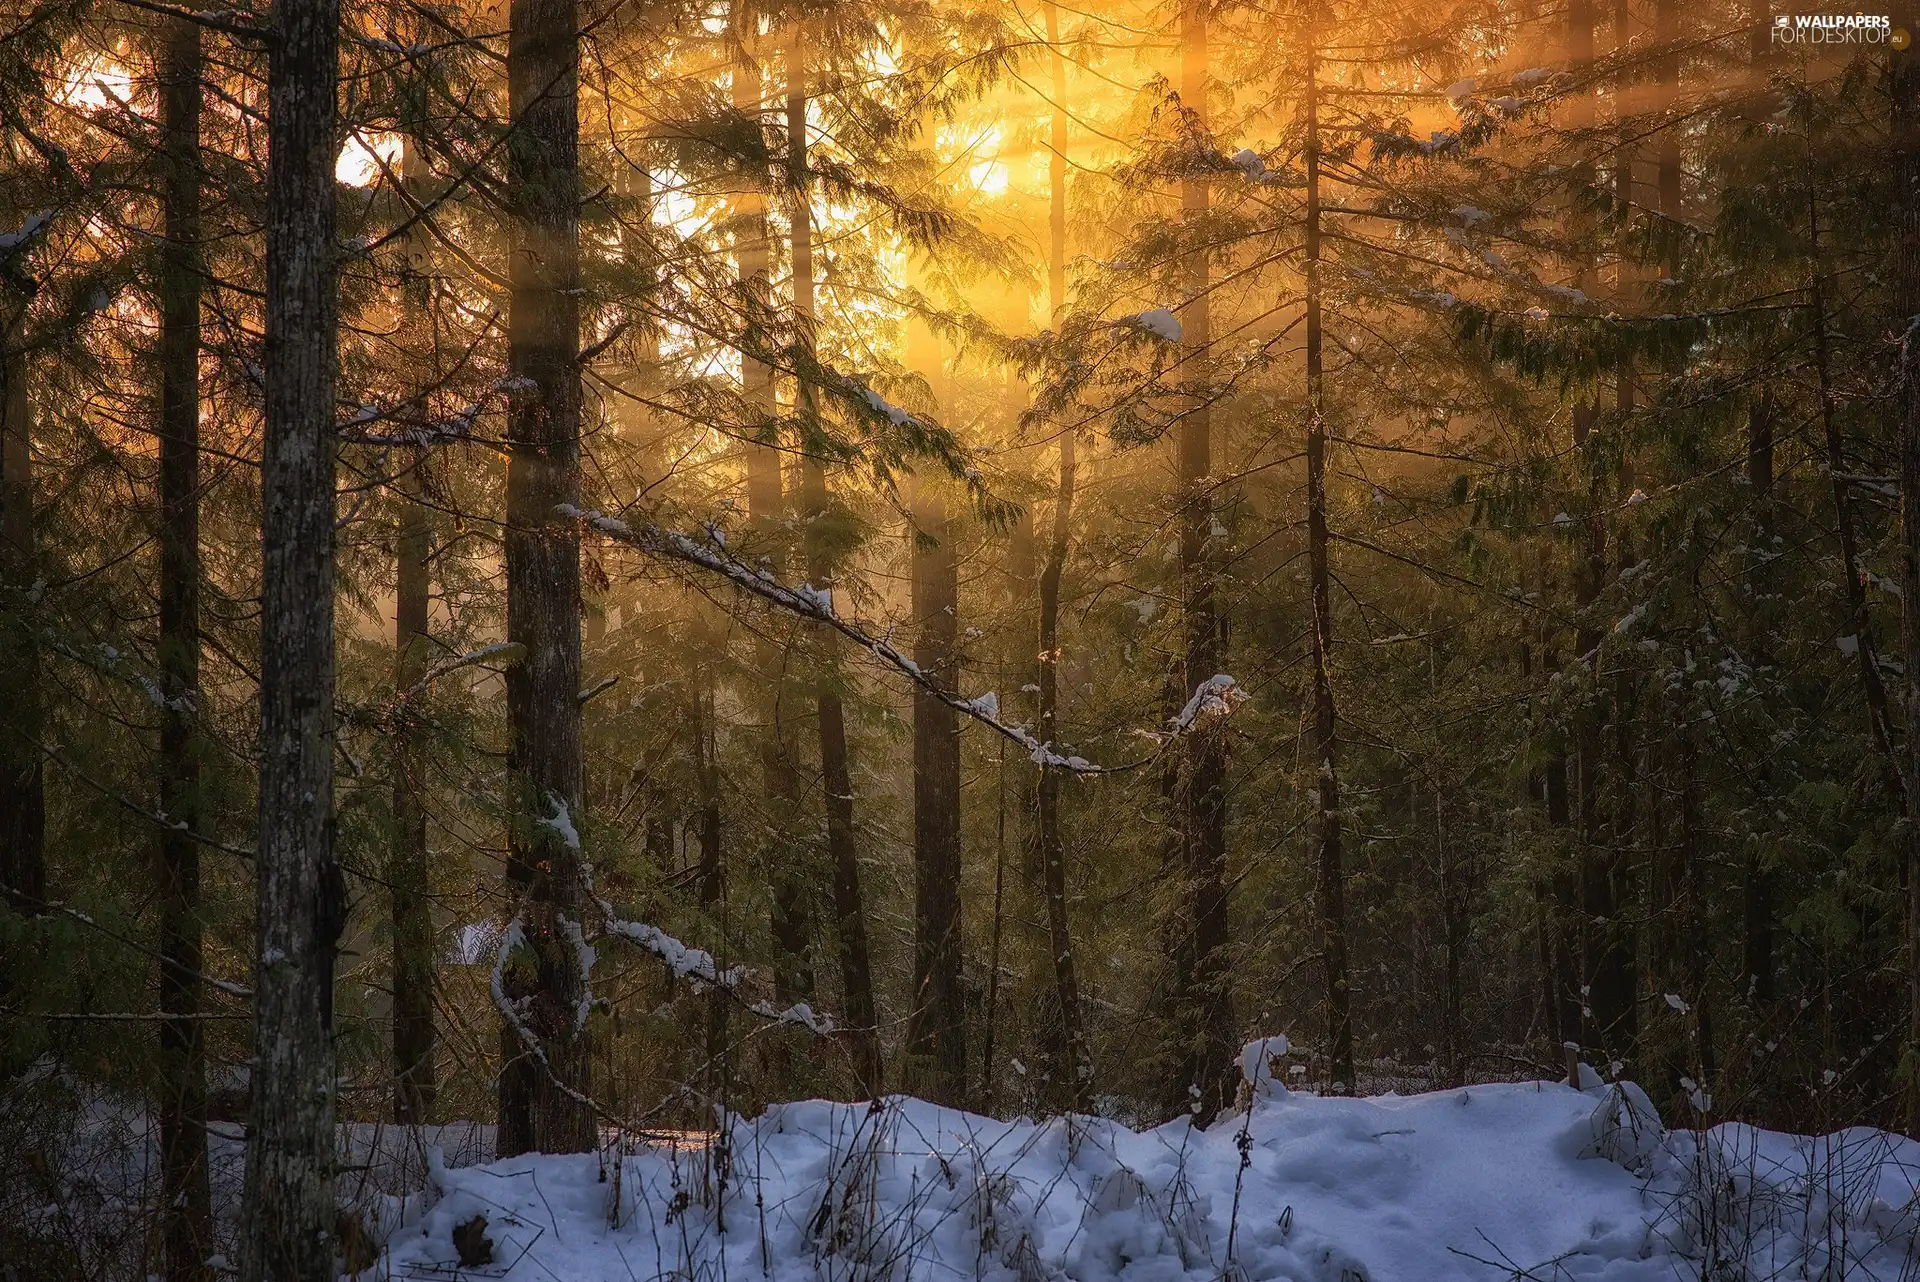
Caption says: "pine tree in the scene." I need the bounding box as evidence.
[155,12,213,1278]
[497,0,595,1157]
[243,0,347,1273]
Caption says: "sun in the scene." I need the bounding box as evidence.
[337,131,406,188]
[58,54,132,112]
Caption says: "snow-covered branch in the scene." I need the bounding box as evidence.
[558,504,1119,773]
[0,209,54,256]
[576,855,833,1035]
[595,902,740,991]
[562,507,1250,773]
[1170,674,1248,734]
[402,641,525,701]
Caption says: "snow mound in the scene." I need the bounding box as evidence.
[378,1076,1920,1281]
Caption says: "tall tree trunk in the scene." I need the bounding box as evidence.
[1613,0,1635,416]
[694,674,728,1094]
[907,483,966,1106]
[1613,0,1633,226]
[156,18,213,1281]
[786,22,879,1094]
[1652,0,1699,1090]
[1655,0,1682,253]
[1521,639,1563,1044]
[1677,535,1717,1108]
[696,675,724,913]
[497,0,593,1158]
[619,156,659,436]
[1172,0,1235,1122]
[615,143,676,888]
[1436,790,1464,1089]
[1566,0,1634,1067]
[735,16,812,1008]
[390,128,437,1128]
[1607,2,1641,1063]
[1545,739,1583,1049]
[1798,70,1903,807]
[1534,613,1583,1051]
[241,0,344,1274]
[0,220,43,913]
[1812,249,1900,770]
[1744,391,1777,1007]
[1303,37,1352,1097]
[1893,0,1920,1129]
[1034,0,1087,1112]
[391,467,434,1123]
[991,483,1037,1111]
[1682,747,1717,1095]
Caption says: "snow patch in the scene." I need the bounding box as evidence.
[1127,308,1184,342]
[0,209,53,252]
[861,385,914,427]
[1171,673,1247,732]
[537,794,581,851]
[1240,1034,1290,1098]
[372,1086,1920,1282]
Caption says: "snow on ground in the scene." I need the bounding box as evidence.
[371,1058,1920,1282]
[18,1049,1920,1280]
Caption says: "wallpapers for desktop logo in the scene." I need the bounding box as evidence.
[1771,13,1910,47]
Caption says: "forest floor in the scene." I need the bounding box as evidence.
[364,1060,1920,1281]
[23,1047,1920,1280]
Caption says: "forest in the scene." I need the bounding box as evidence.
[3,0,1919,1278]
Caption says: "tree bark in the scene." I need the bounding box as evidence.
[735,16,812,1009]
[1613,0,1632,235]
[241,0,345,1274]
[1564,0,1635,1068]
[1677,601,1716,1106]
[619,156,659,436]
[1172,0,1235,1122]
[391,128,437,1128]
[907,484,966,1106]
[1303,35,1353,1097]
[391,469,434,1124]
[990,483,1037,1112]
[497,0,594,1158]
[0,212,43,914]
[787,22,879,1095]
[1613,0,1635,413]
[1436,790,1464,1089]
[1522,640,1566,1045]
[1893,0,1920,1128]
[694,673,728,1094]
[1607,5,1642,1060]
[1035,0,1087,1112]
[156,17,213,1281]
[1544,738,1583,1049]
[1655,0,1681,256]
[1813,267,1900,771]
[1744,394,1777,1010]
